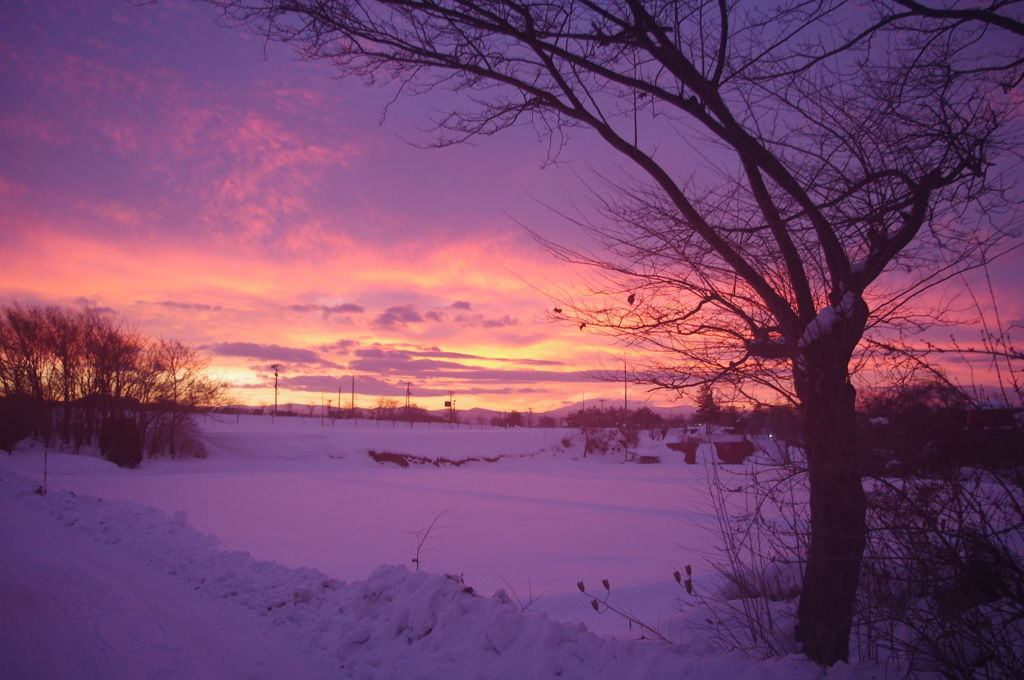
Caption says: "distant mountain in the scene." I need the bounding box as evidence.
[223,401,694,421]
[540,401,694,419]
[434,402,694,421]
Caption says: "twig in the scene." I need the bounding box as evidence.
[408,506,457,571]
[491,571,540,612]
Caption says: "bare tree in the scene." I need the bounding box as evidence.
[0,304,52,444]
[1,303,227,459]
[203,0,1021,663]
[373,396,401,422]
[147,339,227,459]
[40,306,83,444]
[0,303,48,403]
[82,310,148,402]
[872,1,1024,86]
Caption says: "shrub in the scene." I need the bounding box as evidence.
[0,395,39,453]
[99,415,143,468]
[582,427,626,456]
[858,469,1024,678]
[146,412,207,459]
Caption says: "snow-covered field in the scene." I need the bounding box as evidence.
[1,416,879,679]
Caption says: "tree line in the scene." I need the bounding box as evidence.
[0,302,227,465]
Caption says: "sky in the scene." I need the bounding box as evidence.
[2,0,1023,412]
[0,0,651,413]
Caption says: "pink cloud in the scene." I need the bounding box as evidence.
[0,0,696,411]
[0,175,28,198]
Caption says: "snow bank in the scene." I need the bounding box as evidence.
[1,465,875,680]
[331,565,685,679]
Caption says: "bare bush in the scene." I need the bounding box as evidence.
[675,456,809,657]
[408,507,456,572]
[859,469,1024,679]
[852,259,1024,678]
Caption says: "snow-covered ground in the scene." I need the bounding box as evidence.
[1,416,879,679]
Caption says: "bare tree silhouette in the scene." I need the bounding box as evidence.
[1,303,227,460]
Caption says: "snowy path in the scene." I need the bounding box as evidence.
[0,492,327,680]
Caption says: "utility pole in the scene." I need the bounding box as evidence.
[404,381,412,426]
[623,362,632,460]
[624,361,628,426]
[321,391,324,427]
[270,364,282,422]
[445,390,455,425]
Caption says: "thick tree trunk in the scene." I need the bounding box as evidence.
[792,309,868,665]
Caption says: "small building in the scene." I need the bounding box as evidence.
[666,433,758,464]
[966,401,1019,429]
[713,438,757,464]
[666,437,701,464]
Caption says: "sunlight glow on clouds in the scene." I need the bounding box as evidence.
[0,219,614,409]
[6,0,1016,412]
[0,0,652,412]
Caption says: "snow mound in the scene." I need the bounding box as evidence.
[334,564,683,679]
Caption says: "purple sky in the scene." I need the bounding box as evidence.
[0,0,654,412]
[3,0,1022,411]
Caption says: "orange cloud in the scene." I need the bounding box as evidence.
[0,220,620,410]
